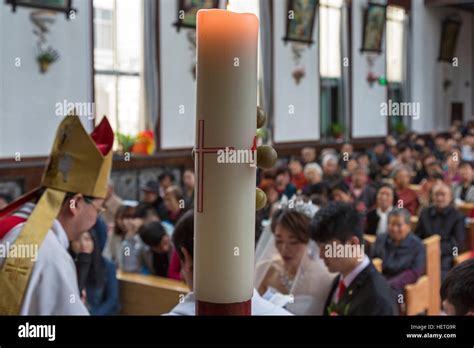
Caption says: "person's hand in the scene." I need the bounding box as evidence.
[81,289,87,305]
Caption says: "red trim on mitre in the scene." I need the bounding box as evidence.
[91,117,114,156]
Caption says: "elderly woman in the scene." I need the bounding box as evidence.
[372,208,425,296]
[365,184,396,235]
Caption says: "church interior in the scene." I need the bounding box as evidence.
[1,0,474,321]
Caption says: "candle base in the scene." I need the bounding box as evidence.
[196,299,251,316]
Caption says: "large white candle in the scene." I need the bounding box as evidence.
[194,9,258,311]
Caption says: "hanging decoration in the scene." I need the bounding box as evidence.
[30,11,60,74]
[187,31,197,80]
[173,0,219,32]
[291,43,306,85]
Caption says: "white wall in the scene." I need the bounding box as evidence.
[0,1,92,158]
[411,2,473,133]
[273,1,320,143]
[351,0,387,138]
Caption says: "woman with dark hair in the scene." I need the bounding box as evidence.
[103,204,136,265]
[255,203,335,315]
[163,186,185,225]
[70,218,120,315]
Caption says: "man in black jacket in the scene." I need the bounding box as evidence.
[415,182,465,281]
[311,202,398,315]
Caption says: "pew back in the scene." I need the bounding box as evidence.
[117,271,190,315]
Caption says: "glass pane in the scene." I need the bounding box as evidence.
[117,76,140,136]
[386,6,405,83]
[116,0,141,72]
[320,2,342,78]
[94,0,114,70]
[321,86,330,137]
[95,74,117,131]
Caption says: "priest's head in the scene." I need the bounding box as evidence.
[310,202,365,276]
[54,191,105,242]
[441,259,474,315]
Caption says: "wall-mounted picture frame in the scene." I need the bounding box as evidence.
[5,0,75,19]
[360,2,386,53]
[173,0,219,32]
[283,0,318,45]
[438,17,461,62]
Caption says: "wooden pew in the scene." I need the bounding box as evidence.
[117,271,189,315]
[456,202,474,217]
[364,234,441,315]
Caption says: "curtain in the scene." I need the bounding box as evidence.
[140,0,159,131]
[341,0,350,138]
[259,0,273,134]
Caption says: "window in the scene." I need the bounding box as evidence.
[319,0,344,139]
[386,5,407,134]
[93,0,142,136]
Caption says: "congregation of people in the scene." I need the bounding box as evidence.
[17,122,474,316]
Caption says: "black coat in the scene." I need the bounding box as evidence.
[364,208,380,235]
[414,205,465,279]
[323,263,399,316]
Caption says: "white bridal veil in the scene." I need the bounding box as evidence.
[254,200,336,315]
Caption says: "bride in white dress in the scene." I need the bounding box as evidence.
[255,200,336,315]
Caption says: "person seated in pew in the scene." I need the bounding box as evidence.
[453,161,474,204]
[311,202,399,315]
[289,157,307,191]
[120,221,172,277]
[103,204,137,265]
[163,185,186,225]
[372,208,425,297]
[365,184,396,236]
[330,180,366,215]
[441,259,474,315]
[419,166,445,207]
[164,211,292,315]
[415,183,466,281]
[275,166,297,200]
[444,149,463,185]
[393,166,420,216]
[349,166,376,214]
[321,153,343,187]
[70,223,120,315]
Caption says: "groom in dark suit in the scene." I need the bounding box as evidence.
[311,202,398,315]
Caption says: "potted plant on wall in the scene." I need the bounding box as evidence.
[393,120,407,135]
[36,47,59,74]
[330,122,345,141]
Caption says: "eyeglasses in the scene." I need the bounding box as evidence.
[84,197,106,214]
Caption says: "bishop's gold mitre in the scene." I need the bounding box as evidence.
[41,115,113,198]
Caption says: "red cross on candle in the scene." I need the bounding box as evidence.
[195,120,233,213]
